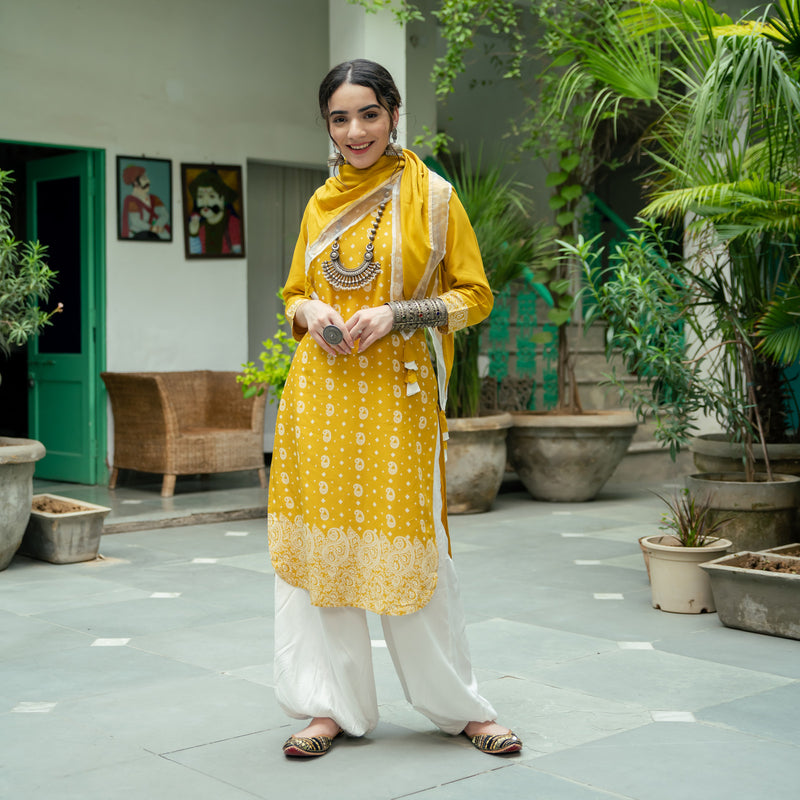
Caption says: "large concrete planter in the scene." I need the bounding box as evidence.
[445,413,512,514]
[0,437,46,571]
[700,551,800,640]
[20,494,111,564]
[507,410,637,502]
[641,534,732,614]
[691,433,800,476]
[686,472,800,552]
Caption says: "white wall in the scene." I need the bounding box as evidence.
[0,0,331,373]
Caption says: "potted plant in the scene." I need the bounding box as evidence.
[435,150,558,513]
[700,550,800,640]
[0,169,60,571]
[238,297,297,405]
[640,488,732,614]
[19,493,111,564]
[355,1,645,503]
[554,0,800,540]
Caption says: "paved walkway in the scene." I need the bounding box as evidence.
[2,474,798,799]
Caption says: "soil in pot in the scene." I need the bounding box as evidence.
[737,554,800,574]
[32,496,93,514]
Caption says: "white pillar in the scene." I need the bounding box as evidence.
[327,0,408,147]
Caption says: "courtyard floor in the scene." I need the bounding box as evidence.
[1,472,798,799]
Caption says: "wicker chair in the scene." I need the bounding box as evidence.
[101,371,267,497]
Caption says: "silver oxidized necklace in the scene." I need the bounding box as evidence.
[322,190,391,290]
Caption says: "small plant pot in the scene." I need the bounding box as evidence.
[20,494,111,564]
[640,534,732,614]
[700,551,800,640]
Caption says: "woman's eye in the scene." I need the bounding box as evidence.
[332,116,347,125]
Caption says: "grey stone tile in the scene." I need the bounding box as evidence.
[531,647,793,711]
[0,573,150,616]
[700,682,800,746]
[501,589,721,642]
[655,624,800,680]
[21,753,260,800]
[166,722,508,800]
[55,673,280,753]
[133,615,273,672]
[470,674,652,757]
[0,710,154,796]
[0,641,206,708]
[464,618,617,678]
[531,722,800,800]
[407,764,629,800]
[34,593,253,639]
[0,610,92,661]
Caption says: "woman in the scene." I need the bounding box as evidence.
[270,59,521,758]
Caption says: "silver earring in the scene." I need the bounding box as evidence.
[327,147,345,168]
[391,128,398,143]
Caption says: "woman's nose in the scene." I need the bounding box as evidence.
[348,119,365,138]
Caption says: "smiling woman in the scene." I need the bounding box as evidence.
[326,82,398,169]
[266,58,522,760]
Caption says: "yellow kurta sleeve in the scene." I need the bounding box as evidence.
[283,204,312,341]
[437,191,494,334]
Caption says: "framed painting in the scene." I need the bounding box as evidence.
[180,163,245,259]
[116,156,172,241]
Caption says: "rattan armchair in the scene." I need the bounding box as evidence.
[101,371,267,497]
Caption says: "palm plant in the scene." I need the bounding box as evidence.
[553,0,800,478]
[440,150,557,418]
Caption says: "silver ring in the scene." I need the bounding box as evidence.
[322,325,343,345]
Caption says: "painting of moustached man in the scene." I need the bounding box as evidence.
[181,164,245,258]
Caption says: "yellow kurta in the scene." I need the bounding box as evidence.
[268,152,492,616]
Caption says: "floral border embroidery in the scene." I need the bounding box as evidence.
[268,512,439,616]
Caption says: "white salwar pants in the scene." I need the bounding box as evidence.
[273,435,497,737]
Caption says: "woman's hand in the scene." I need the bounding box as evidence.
[345,305,393,352]
[295,299,354,356]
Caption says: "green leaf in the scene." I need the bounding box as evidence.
[530,331,554,345]
[546,171,568,187]
[559,153,581,172]
[547,308,572,327]
[549,194,567,210]
[560,184,583,201]
[556,210,575,227]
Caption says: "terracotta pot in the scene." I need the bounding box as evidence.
[507,410,637,502]
[686,472,800,552]
[641,534,732,614]
[445,413,512,514]
[0,437,46,571]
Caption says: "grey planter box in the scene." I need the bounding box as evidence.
[759,542,800,557]
[20,494,111,564]
[700,551,800,640]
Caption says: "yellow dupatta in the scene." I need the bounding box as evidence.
[285,149,492,414]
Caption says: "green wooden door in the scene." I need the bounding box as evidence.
[26,152,100,484]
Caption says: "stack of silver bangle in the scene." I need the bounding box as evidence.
[387,298,448,331]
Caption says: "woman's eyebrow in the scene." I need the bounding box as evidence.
[328,104,381,117]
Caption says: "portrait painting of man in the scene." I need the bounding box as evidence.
[180,163,245,259]
[116,156,172,241]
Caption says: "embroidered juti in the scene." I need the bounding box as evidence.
[268,150,493,617]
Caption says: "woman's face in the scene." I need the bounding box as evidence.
[326,82,399,169]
